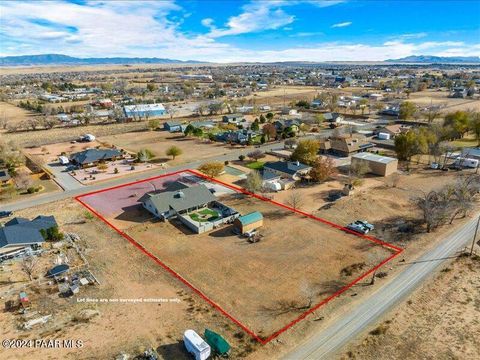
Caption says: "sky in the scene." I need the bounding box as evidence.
[1,0,479,62]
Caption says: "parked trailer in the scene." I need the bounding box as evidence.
[184,330,211,360]
[454,157,479,169]
[377,132,391,140]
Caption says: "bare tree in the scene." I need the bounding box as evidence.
[21,256,38,281]
[287,190,304,210]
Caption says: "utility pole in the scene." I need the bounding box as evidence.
[470,215,480,256]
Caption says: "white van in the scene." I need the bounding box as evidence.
[59,156,69,165]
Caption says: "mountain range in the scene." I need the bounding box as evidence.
[0,54,203,66]
[1,54,480,66]
[386,55,480,63]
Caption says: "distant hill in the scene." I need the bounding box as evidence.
[386,55,480,64]
[0,54,204,66]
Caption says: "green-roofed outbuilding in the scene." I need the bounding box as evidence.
[233,211,263,234]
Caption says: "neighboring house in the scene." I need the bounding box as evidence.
[319,135,374,157]
[311,100,323,108]
[222,114,244,124]
[274,119,301,133]
[163,121,184,132]
[351,152,398,176]
[0,215,57,256]
[263,161,311,181]
[123,103,167,118]
[70,148,123,168]
[234,212,263,234]
[140,183,216,220]
[0,168,12,185]
[323,112,344,123]
[450,87,467,98]
[217,130,258,144]
[376,124,410,139]
[379,106,400,117]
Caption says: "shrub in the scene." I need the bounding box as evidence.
[114,167,119,174]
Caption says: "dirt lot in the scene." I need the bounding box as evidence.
[408,89,480,113]
[98,130,238,166]
[0,101,37,127]
[340,254,480,360]
[0,199,255,360]
[79,171,395,340]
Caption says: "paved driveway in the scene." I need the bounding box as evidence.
[46,162,83,191]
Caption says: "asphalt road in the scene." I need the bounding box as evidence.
[0,141,285,211]
[283,215,479,360]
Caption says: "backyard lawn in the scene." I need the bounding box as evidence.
[189,208,220,222]
[245,161,265,170]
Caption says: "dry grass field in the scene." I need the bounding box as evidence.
[408,89,480,113]
[0,199,255,360]
[0,101,37,127]
[82,173,395,339]
[341,254,480,360]
[99,130,237,166]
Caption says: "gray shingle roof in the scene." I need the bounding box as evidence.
[263,161,311,176]
[0,215,57,248]
[142,184,216,214]
[70,148,122,165]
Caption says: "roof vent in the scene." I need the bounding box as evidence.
[175,191,185,199]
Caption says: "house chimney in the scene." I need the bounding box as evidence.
[296,160,300,167]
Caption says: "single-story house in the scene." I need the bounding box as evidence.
[217,130,258,144]
[222,114,244,124]
[263,161,311,181]
[163,121,184,132]
[274,119,301,132]
[70,148,123,168]
[0,215,57,256]
[140,183,216,220]
[323,112,344,123]
[379,106,400,117]
[351,152,398,176]
[0,168,12,185]
[376,124,410,139]
[319,135,374,157]
[234,211,263,234]
[123,103,167,118]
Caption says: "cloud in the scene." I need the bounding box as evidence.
[0,0,478,63]
[331,21,352,28]
[206,2,295,38]
[201,18,214,29]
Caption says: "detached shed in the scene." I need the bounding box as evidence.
[234,212,263,234]
[351,152,398,176]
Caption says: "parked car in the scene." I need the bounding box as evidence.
[0,210,13,218]
[346,221,373,235]
[243,229,258,238]
[354,220,375,232]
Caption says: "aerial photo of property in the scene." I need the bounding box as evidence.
[0,1,479,359]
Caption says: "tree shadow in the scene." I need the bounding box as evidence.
[314,280,347,297]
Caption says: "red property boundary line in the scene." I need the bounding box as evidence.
[75,169,403,344]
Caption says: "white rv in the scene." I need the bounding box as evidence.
[183,330,211,360]
[454,157,479,169]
